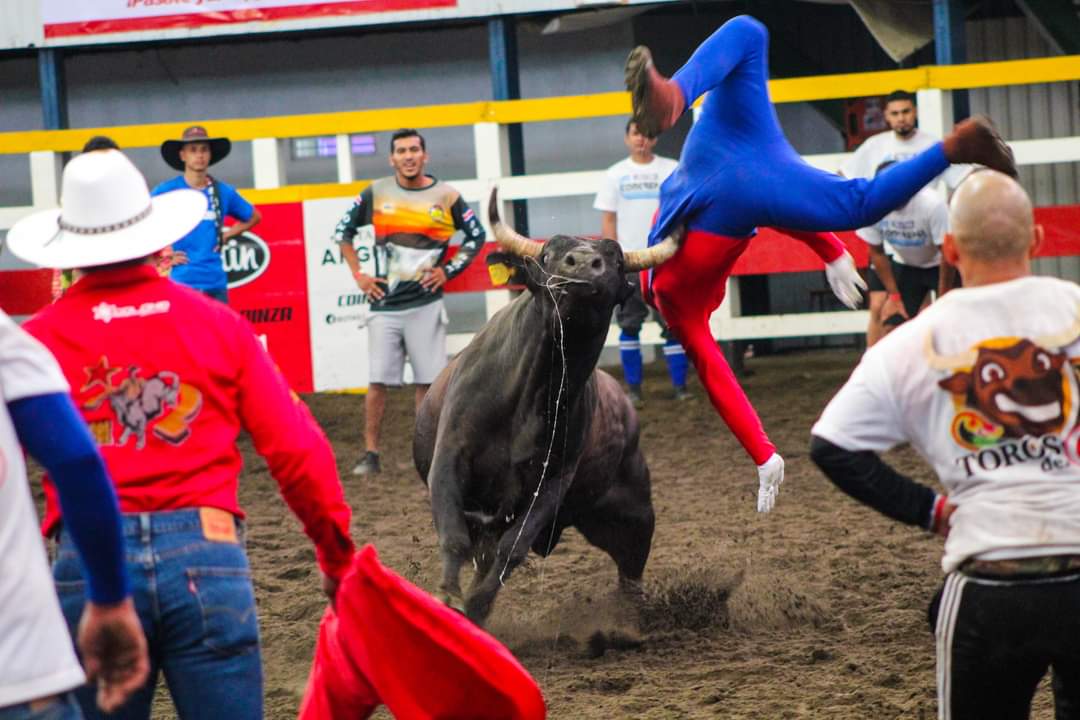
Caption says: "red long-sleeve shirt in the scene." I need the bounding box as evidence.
[25,265,355,578]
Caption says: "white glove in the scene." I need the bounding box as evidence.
[756,453,785,513]
[825,251,868,310]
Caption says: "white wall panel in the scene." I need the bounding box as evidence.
[966,16,1080,282]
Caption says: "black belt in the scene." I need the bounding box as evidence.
[961,554,1080,579]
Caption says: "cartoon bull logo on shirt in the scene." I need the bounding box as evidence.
[927,318,1080,447]
[937,340,1067,438]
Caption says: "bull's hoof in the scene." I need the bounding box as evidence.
[438,590,466,614]
[464,594,495,625]
[586,630,644,659]
[618,577,646,605]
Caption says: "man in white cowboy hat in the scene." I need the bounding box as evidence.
[153,125,261,303]
[811,170,1080,718]
[9,149,355,720]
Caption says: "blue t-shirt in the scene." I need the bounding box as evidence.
[151,176,254,291]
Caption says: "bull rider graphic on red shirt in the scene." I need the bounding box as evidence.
[79,356,203,449]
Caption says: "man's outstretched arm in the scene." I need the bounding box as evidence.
[9,393,149,711]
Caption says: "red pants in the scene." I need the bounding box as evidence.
[646,227,842,466]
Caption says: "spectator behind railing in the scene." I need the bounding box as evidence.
[153,125,262,305]
[332,128,485,477]
[593,118,689,407]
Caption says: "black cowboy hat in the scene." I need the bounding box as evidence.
[160,125,231,171]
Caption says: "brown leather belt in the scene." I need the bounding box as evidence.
[961,554,1080,578]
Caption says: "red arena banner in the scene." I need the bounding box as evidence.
[227,202,315,393]
[732,204,1080,276]
[43,0,457,39]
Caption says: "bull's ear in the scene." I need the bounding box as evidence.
[939,372,972,395]
[486,252,525,287]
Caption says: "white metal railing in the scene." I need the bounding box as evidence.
[6,89,1080,353]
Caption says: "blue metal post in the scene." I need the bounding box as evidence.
[488,16,529,236]
[933,0,970,122]
[38,48,69,131]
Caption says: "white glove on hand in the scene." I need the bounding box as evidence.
[825,251,868,310]
[756,453,785,513]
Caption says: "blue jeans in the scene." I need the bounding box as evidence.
[53,510,262,720]
[0,694,82,720]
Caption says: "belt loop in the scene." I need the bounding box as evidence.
[140,513,151,544]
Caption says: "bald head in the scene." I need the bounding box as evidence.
[949,170,1035,263]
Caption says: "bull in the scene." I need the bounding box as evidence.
[413,188,679,624]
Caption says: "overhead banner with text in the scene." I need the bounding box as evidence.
[30,0,675,46]
[43,0,457,39]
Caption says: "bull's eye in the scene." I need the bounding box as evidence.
[565,255,576,266]
[1035,352,1052,371]
[980,362,1006,383]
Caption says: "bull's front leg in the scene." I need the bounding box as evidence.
[427,446,471,613]
[465,471,570,624]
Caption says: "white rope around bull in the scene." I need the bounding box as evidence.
[497,261,591,587]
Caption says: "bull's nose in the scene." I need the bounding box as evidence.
[560,249,605,275]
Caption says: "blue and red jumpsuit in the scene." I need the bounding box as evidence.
[645,15,951,465]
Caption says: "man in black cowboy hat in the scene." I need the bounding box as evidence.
[153,125,261,303]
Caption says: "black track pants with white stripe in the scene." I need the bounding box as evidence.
[929,571,1080,719]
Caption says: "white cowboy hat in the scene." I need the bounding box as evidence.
[7,149,207,269]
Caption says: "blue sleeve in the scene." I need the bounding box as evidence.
[224,183,254,222]
[150,177,174,197]
[9,393,129,604]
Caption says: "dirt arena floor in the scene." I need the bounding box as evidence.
[139,349,1052,718]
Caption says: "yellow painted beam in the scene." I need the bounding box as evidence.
[928,55,1080,89]
[241,180,371,204]
[0,55,1077,155]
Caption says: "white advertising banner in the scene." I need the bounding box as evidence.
[302,196,375,392]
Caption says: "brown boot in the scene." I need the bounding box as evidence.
[625,46,685,138]
[943,115,1018,178]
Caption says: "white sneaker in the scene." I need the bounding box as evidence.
[756,453,785,513]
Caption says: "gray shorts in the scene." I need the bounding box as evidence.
[367,300,448,386]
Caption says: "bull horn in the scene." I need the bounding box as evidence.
[488,186,543,258]
[1035,310,1080,350]
[924,331,977,371]
[623,227,683,271]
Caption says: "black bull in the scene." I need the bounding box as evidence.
[413,190,679,623]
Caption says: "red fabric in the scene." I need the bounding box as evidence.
[646,228,777,465]
[24,266,355,578]
[776,228,846,264]
[300,545,546,720]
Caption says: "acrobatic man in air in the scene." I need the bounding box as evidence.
[626,14,1016,513]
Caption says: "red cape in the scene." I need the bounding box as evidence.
[299,544,546,720]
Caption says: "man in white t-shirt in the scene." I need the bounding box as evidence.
[0,311,146,719]
[859,160,957,346]
[811,170,1080,719]
[842,90,970,194]
[594,120,688,406]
